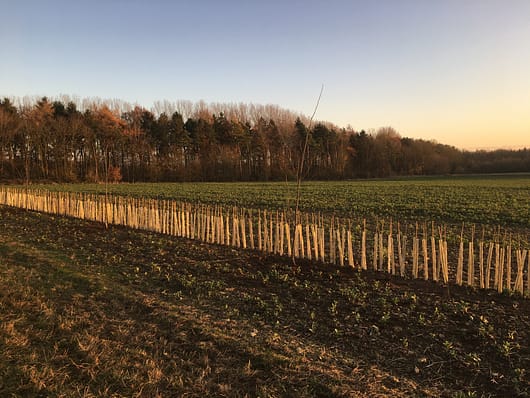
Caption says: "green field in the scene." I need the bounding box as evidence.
[28,174,530,228]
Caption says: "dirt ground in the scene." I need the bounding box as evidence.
[1,206,529,397]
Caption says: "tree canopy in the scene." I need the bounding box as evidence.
[0,96,528,183]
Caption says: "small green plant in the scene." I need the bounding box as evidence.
[329,300,338,316]
[499,341,515,357]
[380,311,391,324]
[465,352,482,368]
[444,340,458,358]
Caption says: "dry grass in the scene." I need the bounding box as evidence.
[0,206,529,397]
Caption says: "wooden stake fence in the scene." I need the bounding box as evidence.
[0,186,528,298]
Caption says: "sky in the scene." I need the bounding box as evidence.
[1,0,529,150]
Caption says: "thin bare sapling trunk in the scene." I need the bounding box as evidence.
[292,85,324,266]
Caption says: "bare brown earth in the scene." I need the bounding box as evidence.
[0,206,529,397]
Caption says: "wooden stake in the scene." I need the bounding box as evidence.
[422,227,428,281]
[294,224,300,258]
[514,249,526,295]
[506,241,512,291]
[347,228,354,267]
[456,227,464,286]
[312,223,319,261]
[285,223,292,257]
[240,216,247,249]
[431,231,437,282]
[258,211,262,251]
[497,246,505,293]
[397,227,404,277]
[361,220,367,270]
[485,242,494,289]
[305,222,312,260]
[373,231,379,271]
[493,243,500,290]
[412,235,419,279]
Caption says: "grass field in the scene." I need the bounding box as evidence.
[28,174,530,227]
[1,206,529,397]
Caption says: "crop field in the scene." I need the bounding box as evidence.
[1,206,529,397]
[1,175,529,397]
[29,174,530,228]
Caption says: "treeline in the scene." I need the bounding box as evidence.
[0,96,528,183]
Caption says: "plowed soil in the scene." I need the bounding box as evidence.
[1,206,529,397]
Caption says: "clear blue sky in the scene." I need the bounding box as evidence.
[2,0,529,149]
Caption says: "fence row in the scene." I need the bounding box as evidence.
[0,187,528,297]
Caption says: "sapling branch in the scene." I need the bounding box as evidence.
[292,84,324,266]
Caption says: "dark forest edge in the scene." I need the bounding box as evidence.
[1,96,529,183]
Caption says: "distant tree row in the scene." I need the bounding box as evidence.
[0,96,528,183]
